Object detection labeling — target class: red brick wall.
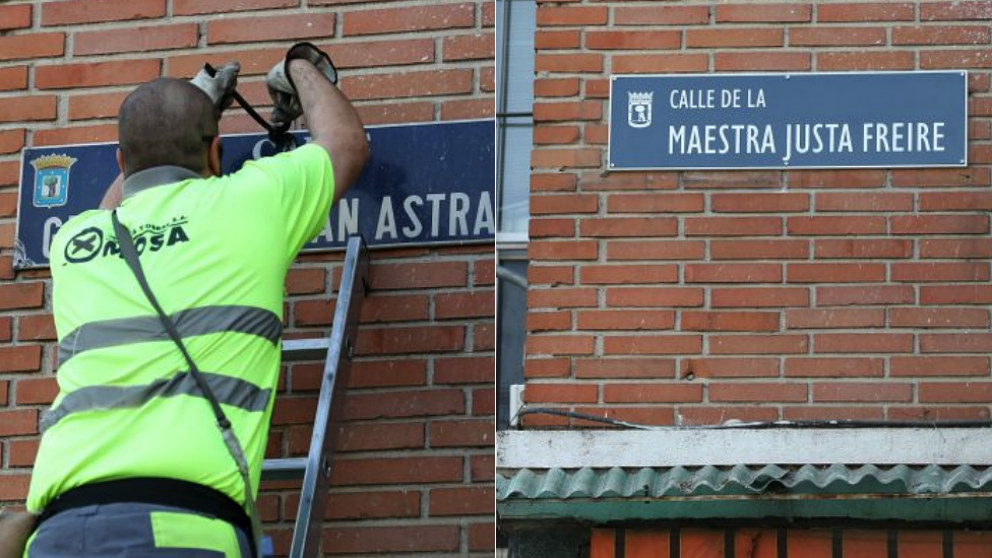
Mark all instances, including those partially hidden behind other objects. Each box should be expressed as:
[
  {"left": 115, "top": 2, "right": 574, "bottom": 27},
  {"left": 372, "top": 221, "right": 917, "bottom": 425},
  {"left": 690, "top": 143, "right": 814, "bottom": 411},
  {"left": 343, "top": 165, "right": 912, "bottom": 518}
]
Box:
[
  {"left": 525, "top": 1, "right": 992, "bottom": 427},
  {"left": 0, "top": 1, "right": 494, "bottom": 556},
  {"left": 591, "top": 527, "right": 992, "bottom": 558}
]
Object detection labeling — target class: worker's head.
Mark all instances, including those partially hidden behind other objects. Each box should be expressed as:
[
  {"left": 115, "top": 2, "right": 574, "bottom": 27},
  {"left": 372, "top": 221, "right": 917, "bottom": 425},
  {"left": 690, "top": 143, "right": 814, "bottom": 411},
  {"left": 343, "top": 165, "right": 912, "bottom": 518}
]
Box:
[{"left": 116, "top": 78, "right": 222, "bottom": 178}]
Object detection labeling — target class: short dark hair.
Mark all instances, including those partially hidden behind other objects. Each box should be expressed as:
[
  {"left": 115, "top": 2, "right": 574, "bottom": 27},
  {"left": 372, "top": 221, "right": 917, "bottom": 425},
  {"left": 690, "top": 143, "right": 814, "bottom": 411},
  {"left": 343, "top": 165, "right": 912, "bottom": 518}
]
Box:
[{"left": 118, "top": 78, "right": 218, "bottom": 176}]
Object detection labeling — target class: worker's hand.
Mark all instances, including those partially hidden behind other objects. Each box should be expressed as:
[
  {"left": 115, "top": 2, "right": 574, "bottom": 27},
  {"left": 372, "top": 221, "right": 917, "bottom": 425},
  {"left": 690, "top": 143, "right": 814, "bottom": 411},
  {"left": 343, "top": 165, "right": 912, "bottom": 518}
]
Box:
[
  {"left": 266, "top": 42, "right": 337, "bottom": 126},
  {"left": 190, "top": 61, "right": 241, "bottom": 112},
  {"left": 286, "top": 42, "right": 337, "bottom": 85}
]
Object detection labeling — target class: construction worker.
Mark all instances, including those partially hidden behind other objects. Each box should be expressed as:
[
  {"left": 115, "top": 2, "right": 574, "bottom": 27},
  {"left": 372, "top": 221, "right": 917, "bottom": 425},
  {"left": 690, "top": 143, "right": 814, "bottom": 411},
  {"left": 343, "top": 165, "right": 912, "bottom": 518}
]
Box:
[{"left": 18, "top": 43, "right": 369, "bottom": 558}]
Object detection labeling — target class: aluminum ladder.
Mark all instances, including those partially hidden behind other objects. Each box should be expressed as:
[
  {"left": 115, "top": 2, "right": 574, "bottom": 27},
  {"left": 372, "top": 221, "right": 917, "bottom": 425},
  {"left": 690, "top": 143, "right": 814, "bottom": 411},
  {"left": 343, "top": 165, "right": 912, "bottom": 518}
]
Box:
[{"left": 261, "top": 236, "right": 370, "bottom": 558}]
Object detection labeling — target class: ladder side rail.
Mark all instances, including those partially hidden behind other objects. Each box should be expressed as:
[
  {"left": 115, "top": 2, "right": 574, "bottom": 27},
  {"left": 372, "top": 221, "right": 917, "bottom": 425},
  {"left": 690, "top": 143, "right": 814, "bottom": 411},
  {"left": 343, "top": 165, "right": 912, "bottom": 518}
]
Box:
[{"left": 289, "top": 236, "right": 370, "bottom": 558}]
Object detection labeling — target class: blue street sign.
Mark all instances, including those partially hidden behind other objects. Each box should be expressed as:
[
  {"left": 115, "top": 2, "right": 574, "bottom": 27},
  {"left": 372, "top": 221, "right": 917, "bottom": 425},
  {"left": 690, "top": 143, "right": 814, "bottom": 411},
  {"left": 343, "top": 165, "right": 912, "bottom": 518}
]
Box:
[
  {"left": 609, "top": 72, "right": 968, "bottom": 170},
  {"left": 16, "top": 119, "right": 494, "bottom": 268}
]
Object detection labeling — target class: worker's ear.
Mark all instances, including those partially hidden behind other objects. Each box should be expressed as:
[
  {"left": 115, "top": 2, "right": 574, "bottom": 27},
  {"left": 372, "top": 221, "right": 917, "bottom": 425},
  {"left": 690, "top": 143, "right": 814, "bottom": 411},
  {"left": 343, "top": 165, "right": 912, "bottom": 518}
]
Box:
[
  {"left": 208, "top": 136, "right": 222, "bottom": 177},
  {"left": 116, "top": 148, "right": 126, "bottom": 175}
]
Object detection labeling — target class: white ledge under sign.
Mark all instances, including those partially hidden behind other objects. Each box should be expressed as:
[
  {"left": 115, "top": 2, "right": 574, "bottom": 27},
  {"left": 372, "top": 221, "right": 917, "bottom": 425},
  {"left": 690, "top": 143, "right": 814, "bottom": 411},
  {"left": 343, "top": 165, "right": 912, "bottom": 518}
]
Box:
[{"left": 497, "top": 429, "right": 992, "bottom": 469}]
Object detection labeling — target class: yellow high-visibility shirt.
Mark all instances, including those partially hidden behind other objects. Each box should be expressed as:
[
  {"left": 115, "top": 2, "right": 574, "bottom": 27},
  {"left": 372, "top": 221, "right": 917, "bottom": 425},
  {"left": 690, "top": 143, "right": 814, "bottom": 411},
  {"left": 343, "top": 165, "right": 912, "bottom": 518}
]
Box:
[{"left": 28, "top": 143, "right": 334, "bottom": 513}]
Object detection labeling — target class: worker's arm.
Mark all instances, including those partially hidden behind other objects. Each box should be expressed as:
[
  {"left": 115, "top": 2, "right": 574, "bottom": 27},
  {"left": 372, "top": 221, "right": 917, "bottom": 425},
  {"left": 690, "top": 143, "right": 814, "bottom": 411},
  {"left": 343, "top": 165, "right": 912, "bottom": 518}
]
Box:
[
  {"left": 0, "top": 509, "right": 36, "bottom": 557},
  {"left": 288, "top": 59, "right": 369, "bottom": 205},
  {"left": 99, "top": 173, "right": 124, "bottom": 210}
]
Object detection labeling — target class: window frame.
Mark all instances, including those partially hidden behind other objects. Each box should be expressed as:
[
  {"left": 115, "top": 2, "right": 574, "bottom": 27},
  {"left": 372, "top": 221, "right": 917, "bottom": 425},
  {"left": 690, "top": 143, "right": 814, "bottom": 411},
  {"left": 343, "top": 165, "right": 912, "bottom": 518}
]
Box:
[{"left": 495, "top": 0, "right": 534, "bottom": 241}]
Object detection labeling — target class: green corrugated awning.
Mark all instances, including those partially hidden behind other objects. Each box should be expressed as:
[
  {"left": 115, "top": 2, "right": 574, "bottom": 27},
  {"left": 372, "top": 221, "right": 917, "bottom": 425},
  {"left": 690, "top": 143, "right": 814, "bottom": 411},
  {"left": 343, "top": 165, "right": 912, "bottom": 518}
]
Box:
[
  {"left": 497, "top": 465, "right": 992, "bottom": 523},
  {"left": 499, "top": 464, "right": 992, "bottom": 500}
]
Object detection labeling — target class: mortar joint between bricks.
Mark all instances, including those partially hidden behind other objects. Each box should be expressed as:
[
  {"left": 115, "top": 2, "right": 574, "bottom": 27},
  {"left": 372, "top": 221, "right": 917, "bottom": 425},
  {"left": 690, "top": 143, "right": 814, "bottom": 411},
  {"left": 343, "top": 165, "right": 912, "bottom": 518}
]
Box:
[
  {"left": 464, "top": 322, "right": 474, "bottom": 352},
  {"left": 63, "top": 29, "right": 74, "bottom": 63}
]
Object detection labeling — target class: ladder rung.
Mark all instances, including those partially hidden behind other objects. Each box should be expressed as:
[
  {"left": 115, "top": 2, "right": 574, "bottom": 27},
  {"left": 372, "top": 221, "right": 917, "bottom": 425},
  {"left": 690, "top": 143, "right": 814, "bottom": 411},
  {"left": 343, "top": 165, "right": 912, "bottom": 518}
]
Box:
[
  {"left": 281, "top": 338, "right": 330, "bottom": 361},
  {"left": 262, "top": 457, "right": 308, "bottom": 481}
]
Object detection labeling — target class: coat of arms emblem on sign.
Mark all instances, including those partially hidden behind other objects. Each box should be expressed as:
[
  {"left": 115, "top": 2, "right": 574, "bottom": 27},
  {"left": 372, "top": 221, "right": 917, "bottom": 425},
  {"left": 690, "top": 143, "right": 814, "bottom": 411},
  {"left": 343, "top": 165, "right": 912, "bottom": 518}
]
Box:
[
  {"left": 30, "top": 154, "right": 76, "bottom": 208},
  {"left": 627, "top": 91, "right": 653, "bottom": 129}
]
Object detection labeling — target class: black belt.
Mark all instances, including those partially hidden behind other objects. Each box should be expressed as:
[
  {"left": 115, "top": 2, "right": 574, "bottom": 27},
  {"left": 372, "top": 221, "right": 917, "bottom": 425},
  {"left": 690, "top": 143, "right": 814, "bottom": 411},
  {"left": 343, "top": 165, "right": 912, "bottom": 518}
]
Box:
[{"left": 36, "top": 477, "right": 256, "bottom": 557}]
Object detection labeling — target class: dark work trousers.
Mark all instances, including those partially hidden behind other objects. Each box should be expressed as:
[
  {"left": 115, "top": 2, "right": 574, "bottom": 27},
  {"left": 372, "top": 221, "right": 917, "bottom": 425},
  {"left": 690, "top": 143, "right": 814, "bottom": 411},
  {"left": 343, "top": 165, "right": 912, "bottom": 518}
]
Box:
[{"left": 25, "top": 502, "right": 252, "bottom": 558}]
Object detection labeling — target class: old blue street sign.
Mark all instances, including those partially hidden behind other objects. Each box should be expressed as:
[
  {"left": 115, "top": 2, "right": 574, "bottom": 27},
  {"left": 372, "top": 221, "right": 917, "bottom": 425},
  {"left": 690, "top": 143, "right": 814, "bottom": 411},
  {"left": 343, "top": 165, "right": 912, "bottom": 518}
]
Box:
[
  {"left": 16, "top": 119, "right": 495, "bottom": 268},
  {"left": 609, "top": 72, "right": 968, "bottom": 170}
]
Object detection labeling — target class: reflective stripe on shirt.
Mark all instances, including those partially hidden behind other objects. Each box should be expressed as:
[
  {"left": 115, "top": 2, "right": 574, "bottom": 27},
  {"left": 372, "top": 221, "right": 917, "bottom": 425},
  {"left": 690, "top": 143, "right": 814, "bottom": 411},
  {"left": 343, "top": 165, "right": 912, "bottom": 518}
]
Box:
[
  {"left": 59, "top": 305, "right": 282, "bottom": 364},
  {"left": 41, "top": 370, "right": 272, "bottom": 432}
]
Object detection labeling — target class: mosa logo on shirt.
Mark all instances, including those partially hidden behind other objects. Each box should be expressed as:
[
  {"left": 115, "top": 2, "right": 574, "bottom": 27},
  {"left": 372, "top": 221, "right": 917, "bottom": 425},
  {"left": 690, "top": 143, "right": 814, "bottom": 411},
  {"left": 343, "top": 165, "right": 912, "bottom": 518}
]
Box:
[{"left": 64, "top": 217, "right": 191, "bottom": 264}]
